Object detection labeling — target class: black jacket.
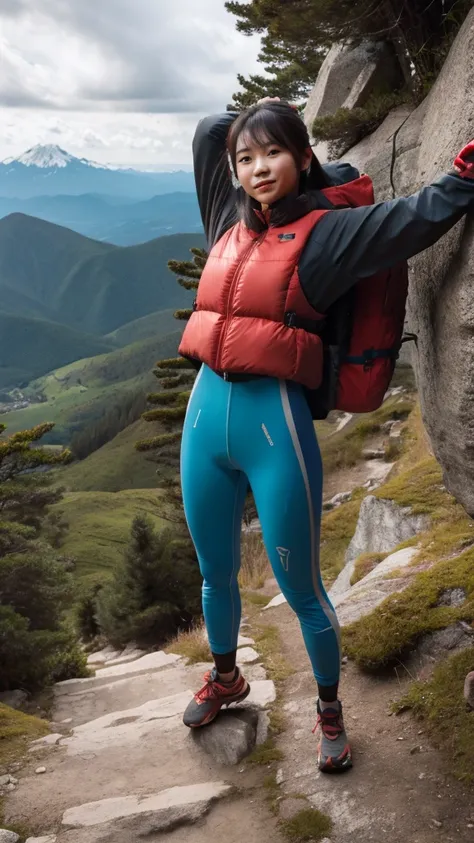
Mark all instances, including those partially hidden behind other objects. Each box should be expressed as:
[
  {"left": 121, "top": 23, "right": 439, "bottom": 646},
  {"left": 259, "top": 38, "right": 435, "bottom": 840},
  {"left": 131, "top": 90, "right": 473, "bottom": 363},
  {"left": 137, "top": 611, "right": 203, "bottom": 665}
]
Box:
[{"left": 193, "top": 112, "right": 474, "bottom": 313}]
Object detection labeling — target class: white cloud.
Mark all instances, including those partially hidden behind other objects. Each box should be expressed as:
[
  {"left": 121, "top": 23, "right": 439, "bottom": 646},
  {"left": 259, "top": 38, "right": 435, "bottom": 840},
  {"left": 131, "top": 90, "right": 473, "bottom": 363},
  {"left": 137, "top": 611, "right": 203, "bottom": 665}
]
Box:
[{"left": 0, "top": 0, "right": 262, "bottom": 168}]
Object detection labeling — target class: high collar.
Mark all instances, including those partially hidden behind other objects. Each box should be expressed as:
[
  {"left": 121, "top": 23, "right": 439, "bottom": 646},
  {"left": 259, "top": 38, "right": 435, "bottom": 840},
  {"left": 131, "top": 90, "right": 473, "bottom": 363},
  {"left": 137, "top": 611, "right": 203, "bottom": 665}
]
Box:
[{"left": 250, "top": 189, "right": 335, "bottom": 231}]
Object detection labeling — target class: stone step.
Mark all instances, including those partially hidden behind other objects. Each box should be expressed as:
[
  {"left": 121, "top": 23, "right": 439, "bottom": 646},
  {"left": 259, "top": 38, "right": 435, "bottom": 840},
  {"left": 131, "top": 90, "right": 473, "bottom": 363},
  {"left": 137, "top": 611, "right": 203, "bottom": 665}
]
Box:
[
  {"left": 25, "top": 837, "right": 57, "bottom": 843},
  {"left": 62, "top": 783, "right": 232, "bottom": 838},
  {"left": 57, "top": 681, "right": 275, "bottom": 757},
  {"left": 55, "top": 651, "right": 181, "bottom": 694}
]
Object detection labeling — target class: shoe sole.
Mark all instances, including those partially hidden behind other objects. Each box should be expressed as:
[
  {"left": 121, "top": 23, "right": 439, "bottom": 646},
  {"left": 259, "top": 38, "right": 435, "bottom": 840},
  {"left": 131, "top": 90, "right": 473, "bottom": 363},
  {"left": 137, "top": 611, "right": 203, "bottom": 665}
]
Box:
[
  {"left": 318, "top": 746, "right": 353, "bottom": 774},
  {"left": 185, "top": 683, "right": 251, "bottom": 729}
]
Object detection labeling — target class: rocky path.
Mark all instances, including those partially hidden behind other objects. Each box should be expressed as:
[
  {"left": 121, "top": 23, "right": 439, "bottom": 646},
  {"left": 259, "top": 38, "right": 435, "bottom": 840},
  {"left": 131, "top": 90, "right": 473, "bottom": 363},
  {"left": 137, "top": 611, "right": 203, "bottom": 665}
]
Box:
[
  {"left": 263, "top": 596, "right": 474, "bottom": 843},
  {"left": 2, "top": 640, "right": 284, "bottom": 843}
]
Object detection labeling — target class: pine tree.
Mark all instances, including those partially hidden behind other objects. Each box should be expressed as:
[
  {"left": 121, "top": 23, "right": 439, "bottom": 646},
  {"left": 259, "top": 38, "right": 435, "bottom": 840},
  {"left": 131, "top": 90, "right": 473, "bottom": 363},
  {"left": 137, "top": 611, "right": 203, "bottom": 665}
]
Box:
[
  {"left": 226, "top": 0, "right": 473, "bottom": 107},
  {"left": 136, "top": 248, "right": 206, "bottom": 479},
  {"left": 0, "top": 423, "right": 87, "bottom": 691},
  {"left": 96, "top": 515, "right": 202, "bottom": 648}
]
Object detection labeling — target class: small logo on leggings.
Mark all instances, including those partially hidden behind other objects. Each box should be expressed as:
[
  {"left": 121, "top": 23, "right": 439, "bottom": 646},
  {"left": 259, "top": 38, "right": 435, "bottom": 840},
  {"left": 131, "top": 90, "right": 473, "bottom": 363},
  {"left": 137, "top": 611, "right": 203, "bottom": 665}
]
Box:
[
  {"left": 261, "top": 423, "right": 274, "bottom": 446},
  {"left": 276, "top": 547, "right": 290, "bottom": 571}
]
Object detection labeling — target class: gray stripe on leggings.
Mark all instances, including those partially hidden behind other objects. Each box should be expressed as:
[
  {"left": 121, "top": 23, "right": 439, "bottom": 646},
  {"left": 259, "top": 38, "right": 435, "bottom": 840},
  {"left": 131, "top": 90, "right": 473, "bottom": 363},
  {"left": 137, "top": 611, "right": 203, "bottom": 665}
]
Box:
[{"left": 279, "top": 381, "right": 341, "bottom": 660}]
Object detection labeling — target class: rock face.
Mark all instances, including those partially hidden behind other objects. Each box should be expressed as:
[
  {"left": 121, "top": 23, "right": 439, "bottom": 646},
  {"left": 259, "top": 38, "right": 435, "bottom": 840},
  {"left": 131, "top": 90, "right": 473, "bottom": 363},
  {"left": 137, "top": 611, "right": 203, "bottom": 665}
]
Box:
[
  {"left": 330, "top": 496, "right": 429, "bottom": 598},
  {"left": 304, "top": 41, "right": 403, "bottom": 140},
  {"left": 341, "top": 10, "right": 474, "bottom": 515}
]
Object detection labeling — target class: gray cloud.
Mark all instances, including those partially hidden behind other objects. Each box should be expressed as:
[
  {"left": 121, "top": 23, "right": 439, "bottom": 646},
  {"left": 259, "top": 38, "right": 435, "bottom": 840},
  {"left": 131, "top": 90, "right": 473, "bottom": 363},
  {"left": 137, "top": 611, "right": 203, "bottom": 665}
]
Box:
[
  {"left": 0, "top": 0, "right": 29, "bottom": 16},
  {"left": 0, "top": 0, "right": 260, "bottom": 112}
]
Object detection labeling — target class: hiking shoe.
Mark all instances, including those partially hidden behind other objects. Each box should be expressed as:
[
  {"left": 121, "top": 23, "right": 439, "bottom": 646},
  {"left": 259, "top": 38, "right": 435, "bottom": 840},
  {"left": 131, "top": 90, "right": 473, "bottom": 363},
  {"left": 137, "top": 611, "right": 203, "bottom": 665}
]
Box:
[
  {"left": 313, "top": 700, "right": 353, "bottom": 773},
  {"left": 183, "top": 667, "right": 250, "bottom": 728}
]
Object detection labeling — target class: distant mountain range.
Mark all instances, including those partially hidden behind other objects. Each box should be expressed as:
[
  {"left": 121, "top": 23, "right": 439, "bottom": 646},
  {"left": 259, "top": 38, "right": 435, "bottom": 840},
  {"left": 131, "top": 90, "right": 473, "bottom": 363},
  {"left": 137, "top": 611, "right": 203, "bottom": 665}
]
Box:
[
  {"left": 0, "top": 144, "right": 196, "bottom": 199},
  {"left": 0, "top": 145, "right": 202, "bottom": 244},
  {"left": 0, "top": 213, "right": 204, "bottom": 388},
  {"left": 0, "top": 191, "right": 203, "bottom": 246}
]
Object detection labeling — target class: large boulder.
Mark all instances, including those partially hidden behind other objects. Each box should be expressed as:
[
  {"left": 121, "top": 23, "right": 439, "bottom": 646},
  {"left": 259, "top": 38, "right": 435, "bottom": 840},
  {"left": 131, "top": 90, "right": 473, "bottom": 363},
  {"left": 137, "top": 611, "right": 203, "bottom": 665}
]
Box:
[
  {"left": 340, "top": 9, "right": 474, "bottom": 515},
  {"left": 304, "top": 40, "right": 403, "bottom": 143},
  {"left": 330, "top": 495, "right": 429, "bottom": 599}
]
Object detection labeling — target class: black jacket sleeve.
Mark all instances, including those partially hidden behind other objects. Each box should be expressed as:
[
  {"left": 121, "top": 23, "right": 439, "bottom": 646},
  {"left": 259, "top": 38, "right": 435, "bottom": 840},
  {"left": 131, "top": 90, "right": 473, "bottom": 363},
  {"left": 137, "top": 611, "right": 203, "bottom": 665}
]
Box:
[
  {"left": 299, "top": 172, "right": 474, "bottom": 311},
  {"left": 192, "top": 112, "right": 240, "bottom": 248}
]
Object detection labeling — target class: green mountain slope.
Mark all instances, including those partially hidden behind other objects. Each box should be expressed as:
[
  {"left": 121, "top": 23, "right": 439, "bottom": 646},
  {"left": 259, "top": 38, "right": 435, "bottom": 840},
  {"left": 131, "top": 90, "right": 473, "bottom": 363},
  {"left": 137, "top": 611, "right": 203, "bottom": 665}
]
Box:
[
  {"left": 0, "top": 311, "right": 115, "bottom": 389},
  {"left": 0, "top": 213, "right": 112, "bottom": 308},
  {"left": 1, "top": 331, "right": 182, "bottom": 442},
  {"left": 0, "top": 213, "right": 203, "bottom": 335},
  {"left": 56, "top": 233, "right": 203, "bottom": 334},
  {"left": 59, "top": 418, "right": 161, "bottom": 492},
  {"left": 50, "top": 488, "right": 167, "bottom": 588},
  {"left": 105, "top": 308, "right": 182, "bottom": 347}
]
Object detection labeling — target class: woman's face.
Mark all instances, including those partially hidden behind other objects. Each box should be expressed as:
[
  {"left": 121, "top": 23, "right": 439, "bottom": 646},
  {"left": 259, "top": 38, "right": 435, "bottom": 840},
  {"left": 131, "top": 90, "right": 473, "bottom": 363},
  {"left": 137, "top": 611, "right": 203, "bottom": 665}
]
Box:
[{"left": 235, "top": 132, "right": 312, "bottom": 206}]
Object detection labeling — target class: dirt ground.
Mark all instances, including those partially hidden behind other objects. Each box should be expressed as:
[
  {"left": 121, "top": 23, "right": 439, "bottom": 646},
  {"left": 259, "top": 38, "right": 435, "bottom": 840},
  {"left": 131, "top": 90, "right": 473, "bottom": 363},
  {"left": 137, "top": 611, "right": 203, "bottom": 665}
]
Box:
[{"left": 262, "top": 598, "right": 474, "bottom": 843}]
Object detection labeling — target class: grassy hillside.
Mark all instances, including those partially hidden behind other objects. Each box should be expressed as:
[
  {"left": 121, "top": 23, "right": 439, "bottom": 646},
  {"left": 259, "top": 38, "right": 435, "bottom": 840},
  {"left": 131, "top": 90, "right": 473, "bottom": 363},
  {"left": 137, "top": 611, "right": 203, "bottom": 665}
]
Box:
[
  {"left": 106, "top": 308, "right": 183, "bottom": 347},
  {"left": 0, "top": 311, "right": 115, "bottom": 389},
  {"left": 59, "top": 418, "right": 161, "bottom": 492},
  {"left": 51, "top": 488, "right": 167, "bottom": 589},
  {"left": 1, "top": 331, "right": 181, "bottom": 442}
]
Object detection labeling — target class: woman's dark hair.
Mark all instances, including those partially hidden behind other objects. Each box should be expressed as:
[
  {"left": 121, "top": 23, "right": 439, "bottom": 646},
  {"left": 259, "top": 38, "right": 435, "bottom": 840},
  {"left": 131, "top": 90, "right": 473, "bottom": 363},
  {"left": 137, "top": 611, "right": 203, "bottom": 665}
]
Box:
[{"left": 227, "top": 101, "right": 330, "bottom": 229}]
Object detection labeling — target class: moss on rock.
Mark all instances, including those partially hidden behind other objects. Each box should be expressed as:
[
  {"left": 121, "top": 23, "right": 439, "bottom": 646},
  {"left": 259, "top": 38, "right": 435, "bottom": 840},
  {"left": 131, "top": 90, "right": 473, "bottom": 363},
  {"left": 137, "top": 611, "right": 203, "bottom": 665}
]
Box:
[
  {"left": 320, "top": 493, "right": 364, "bottom": 585},
  {"left": 350, "top": 552, "right": 386, "bottom": 586},
  {"left": 343, "top": 549, "right": 474, "bottom": 669}
]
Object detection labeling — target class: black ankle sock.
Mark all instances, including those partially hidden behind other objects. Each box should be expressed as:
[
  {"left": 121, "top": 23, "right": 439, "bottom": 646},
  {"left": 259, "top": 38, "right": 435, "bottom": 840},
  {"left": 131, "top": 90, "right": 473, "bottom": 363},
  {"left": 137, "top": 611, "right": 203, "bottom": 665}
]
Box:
[
  {"left": 212, "top": 650, "right": 237, "bottom": 676},
  {"left": 318, "top": 682, "right": 339, "bottom": 703}
]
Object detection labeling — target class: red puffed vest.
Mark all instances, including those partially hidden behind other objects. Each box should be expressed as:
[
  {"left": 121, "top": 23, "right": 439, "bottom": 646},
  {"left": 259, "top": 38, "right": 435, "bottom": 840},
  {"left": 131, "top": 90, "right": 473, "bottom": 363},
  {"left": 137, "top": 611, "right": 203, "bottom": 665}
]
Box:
[{"left": 178, "top": 210, "right": 328, "bottom": 389}]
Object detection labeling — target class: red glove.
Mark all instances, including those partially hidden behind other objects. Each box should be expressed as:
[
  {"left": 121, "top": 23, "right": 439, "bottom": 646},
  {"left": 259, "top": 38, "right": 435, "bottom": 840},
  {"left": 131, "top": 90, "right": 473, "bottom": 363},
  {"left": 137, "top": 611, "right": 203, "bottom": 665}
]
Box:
[{"left": 453, "top": 141, "right": 474, "bottom": 178}]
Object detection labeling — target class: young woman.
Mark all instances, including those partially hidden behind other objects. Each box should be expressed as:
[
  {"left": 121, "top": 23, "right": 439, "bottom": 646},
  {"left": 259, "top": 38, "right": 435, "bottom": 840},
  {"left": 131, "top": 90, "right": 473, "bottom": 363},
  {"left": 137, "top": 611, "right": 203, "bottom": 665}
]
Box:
[{"left": 178, "top": 97, "right": 474, "bottom": 773}]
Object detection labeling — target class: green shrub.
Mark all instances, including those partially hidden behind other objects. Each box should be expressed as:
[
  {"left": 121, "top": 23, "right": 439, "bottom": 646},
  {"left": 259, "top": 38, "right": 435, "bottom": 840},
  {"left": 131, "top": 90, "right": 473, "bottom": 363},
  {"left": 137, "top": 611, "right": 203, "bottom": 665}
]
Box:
[
  {"left": 312, "top": 91, "right": 412, "bottom": 159},
  {"left": 96, "top": 515, "right": 202, "bottom": 648},
  {"left": 0, "top": 422, "right": 86, "bottom": 692},
  {"left": 75, "top": 582, "right": 105, "bottom": 642},
  {"left": 0, "top": 604, "right": 87, "bottom": 691}
]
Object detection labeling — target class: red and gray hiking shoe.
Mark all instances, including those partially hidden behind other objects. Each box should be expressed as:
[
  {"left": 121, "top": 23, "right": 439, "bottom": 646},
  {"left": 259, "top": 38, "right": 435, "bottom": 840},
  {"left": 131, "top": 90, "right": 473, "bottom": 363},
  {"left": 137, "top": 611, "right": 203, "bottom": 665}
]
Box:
[
  {"left": 313, "top": 700, "right": 353, "bottom": 773},
  {"left": 183, "top": 667, "right": 250, "bottom": 728}
]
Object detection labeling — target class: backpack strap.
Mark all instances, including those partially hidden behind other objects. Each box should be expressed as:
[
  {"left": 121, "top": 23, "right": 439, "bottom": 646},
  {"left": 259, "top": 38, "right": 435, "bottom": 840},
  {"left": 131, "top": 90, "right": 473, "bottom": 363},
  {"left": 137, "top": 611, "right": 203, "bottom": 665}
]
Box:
[
  {"left": 345, "top": 332, "right": 417, "bottom": 369},
  {"left": 345, "top": 347, "right": 399, "bottom": 366},
  {"left": 284, "top": 311, "right": 326, "bottom": 334}
]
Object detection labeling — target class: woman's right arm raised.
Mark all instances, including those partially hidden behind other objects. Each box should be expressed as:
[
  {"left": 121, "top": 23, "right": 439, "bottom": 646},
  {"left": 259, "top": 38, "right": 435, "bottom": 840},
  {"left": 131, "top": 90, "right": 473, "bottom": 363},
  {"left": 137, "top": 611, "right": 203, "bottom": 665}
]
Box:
[{"left": 193, "top": 112, "right": 239, "bottom": 248}]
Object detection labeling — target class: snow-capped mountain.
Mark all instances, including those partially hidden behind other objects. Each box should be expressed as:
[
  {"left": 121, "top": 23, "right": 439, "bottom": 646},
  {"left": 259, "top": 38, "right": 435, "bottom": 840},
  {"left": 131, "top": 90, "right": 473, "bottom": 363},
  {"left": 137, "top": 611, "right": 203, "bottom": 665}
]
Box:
[
  {"left": 0, "top": 145, "right": 194, "bottom": 199},
  {"left": 15, "top": 145, "right": 79, "bottom": 168}
]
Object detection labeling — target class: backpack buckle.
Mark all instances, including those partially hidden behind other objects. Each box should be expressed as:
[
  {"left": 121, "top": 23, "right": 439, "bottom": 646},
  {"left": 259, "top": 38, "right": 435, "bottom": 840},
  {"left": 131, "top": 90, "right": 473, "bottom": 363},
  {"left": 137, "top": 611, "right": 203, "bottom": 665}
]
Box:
[{"left": 284, "top": 311, "right": 297, "bottom": 328}]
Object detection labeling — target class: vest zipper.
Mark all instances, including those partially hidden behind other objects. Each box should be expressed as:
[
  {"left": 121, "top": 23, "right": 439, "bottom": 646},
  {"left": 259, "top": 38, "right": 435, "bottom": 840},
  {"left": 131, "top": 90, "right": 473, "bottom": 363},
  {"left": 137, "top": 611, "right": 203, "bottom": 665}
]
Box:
[{"left": 216, "top": 230, "right": 267, "bottom": 375}]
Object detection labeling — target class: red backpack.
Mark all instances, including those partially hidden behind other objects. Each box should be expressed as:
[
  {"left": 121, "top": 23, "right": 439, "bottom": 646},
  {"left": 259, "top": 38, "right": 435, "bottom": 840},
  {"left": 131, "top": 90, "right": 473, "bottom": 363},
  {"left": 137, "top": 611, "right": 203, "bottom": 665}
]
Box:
[{"left": 309, "top": 176, "right": 410, "bottom": 417}]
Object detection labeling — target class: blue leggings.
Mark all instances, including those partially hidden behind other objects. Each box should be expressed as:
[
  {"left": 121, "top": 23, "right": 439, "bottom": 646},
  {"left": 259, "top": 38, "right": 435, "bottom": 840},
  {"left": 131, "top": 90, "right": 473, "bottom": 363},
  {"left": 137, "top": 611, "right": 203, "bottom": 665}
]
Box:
[{"left": 180, "top": 364, "right": 341, "bottom": 688}]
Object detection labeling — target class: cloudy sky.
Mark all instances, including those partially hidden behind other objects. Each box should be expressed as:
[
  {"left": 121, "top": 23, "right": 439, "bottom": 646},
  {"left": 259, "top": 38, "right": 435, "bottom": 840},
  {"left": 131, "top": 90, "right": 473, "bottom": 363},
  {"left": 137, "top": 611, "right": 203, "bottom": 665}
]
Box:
[{"left": 0, "top": 0, "right": 262, "bottom": 169}]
